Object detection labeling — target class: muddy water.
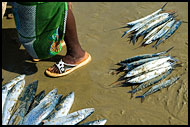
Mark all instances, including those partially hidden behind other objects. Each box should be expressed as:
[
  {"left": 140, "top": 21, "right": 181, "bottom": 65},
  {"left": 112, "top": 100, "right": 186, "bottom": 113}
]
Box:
[{"left": 2, "top": 2, "right": 188, "bottom": 125}]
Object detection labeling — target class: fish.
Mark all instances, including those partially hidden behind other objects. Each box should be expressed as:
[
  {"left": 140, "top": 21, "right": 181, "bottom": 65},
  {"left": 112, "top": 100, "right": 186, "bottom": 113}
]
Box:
[
  {"left": 132, "top": 13, "right": 170, "bottom": 44},
  {"left": 8, "top": 81, "right": 38, "bottom": 125},
  {"left": 144, "top": 21, "right": 168, "bottom": 40},
  {"left": 136, "top": 76, "right": 180, "bottom": 102},
  {"left": 127, "top": 64, "right": 173, "bottom": 83},
  {"left": 43, "top": 108, "right": 95, "bottom": 125},
  {"left": 118, "top": 47, "right": 173, "bottom": 65},
  {"left": 44, "top": 92, "right": 75, "bottom": 122},
  {"left": 151, "top": 18, "right": 176, "bottom": 41},
  {"left": 2, "top": 75, "right": 25, "bottom": 113},
  {"left": 153, "top": 20, "right": 182, "bottom": 49},
  {"left": 128, "top": 69, "right": 173, "bottom": 95},
  {"left": 127, "top": 3, "right": 168, "bottom": 26},
  {"left": 141, "top": 12, "right": 176, "bottom": 36},
  {"left": 22, "top": 94, "right": 62, "bottom": 125},
  {"left": 123, "top": 55, "right": 167, "bottom": 71},
  {"left": 124, "top": 56, "right": 176, "bottom": 78},
  {"left": 81, "top": 119, "right": 107, "bottom": 125},
  {"left": 27, "top": 90, "right": 46, "bottom": 113},
  {"left": 2, "top": 79, "right": 26, "bottom": 125},
  {"left": 39, "top": 88, "right": 58, "bottom": 104}
]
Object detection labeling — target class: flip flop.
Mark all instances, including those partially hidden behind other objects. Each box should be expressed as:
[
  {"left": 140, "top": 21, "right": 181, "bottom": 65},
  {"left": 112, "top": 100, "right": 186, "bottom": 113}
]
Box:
[
  {"left": 32, "top": 40, "right": 66, "bottom": 62},
  {"left": 45, "top": 52, "right": 91, "bottom": 77}
]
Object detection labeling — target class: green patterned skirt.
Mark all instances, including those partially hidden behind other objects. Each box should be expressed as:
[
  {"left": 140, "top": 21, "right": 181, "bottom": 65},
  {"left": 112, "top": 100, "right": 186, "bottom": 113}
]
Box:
[{"left": 13, "top": 2, "right": 68, "bottom": 59}]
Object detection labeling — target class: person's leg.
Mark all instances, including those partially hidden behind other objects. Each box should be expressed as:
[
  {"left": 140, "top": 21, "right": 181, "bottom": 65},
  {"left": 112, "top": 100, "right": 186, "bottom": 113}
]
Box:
[{"left": 47, "top": 6, "right": 87, "bottom": 74}]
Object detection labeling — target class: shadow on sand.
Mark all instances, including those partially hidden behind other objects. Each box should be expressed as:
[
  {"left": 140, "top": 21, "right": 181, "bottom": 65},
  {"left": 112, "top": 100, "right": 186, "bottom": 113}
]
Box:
[{"left": 2, "top": 28, "right": 64, "bottom": 76}]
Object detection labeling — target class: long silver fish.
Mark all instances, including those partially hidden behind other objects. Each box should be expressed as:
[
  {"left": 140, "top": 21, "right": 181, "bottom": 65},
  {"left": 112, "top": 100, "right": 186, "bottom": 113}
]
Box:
[
  {"left": 44, "top": 92, "right": 74, "bottom": 122},
  {"left": 142, "top": 17, "right": 174, "bottom": 45},
  {"left": 118, "top": 47, "right": 173, "bottom": 64},
  {"left": 123, "top": 55, "right": 167, "bottom": 71},
  {"left": 43, "top": 108, "right": 95, "bottom": 125},
  {"left": 22, "top": 94, "right": 61, "bottom": 125},
  {"left": 128, "top": 69, "right": 173, "bottom": 95},
  {"left": 132, "top": 13, "right": 170, "bottom": 44},
  {"left": 136, "top": 76, "right": 180, "bottom": 102},
  {"left": 2, "top": 75, "right": 25, "bottom": 113},
  {"left": 127, "top": 65, "right": 173, "bottom": 83},
  {"left": 153, "top": 20, "right": 182, "bottom": 49},
  {"left": 144, "top": 22, "right": 167, "bottom": 40},
  {"left": 127, "top": 3, "right": 168, "bottom": 26},
  {"left": 81, "top": 119, "right": 107, "bottom": 125},
  {"left": 152, "top": 18, "right": 176, "bottom": 41},
  {"left": 125, "top": 56, "right": 175, "bottom": 78},
  {"left": 122, "top": 16, "right": 157, "bottom": 38},
  {"left": 2, "top": 79, "right": 25, "bottom": 125},
  {"left": 8, "top": 81, "right": 38, "bottom": 125}
]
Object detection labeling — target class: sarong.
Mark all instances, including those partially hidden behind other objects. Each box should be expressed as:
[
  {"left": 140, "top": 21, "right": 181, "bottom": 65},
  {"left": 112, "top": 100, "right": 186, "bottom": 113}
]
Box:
[{"left": 12, "top": 2, "right": 68, "bottom": 59}]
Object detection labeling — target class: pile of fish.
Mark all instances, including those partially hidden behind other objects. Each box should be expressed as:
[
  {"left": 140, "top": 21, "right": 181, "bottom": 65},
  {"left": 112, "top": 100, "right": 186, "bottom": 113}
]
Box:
[
  {"left": 112, "top": 47, "right": 181, "bottom": 102},
  {"left": 121, "top": 3, "right": 182, "bottom": 49},
  {"left": 2, "top": 75, "right": 107, "bottom": 125}
]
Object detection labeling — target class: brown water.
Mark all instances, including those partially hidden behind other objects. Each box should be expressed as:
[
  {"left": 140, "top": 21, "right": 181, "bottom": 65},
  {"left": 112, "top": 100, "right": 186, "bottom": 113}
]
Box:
[{"left": 2, "top": 2, "right": 188, "bottom": 125}]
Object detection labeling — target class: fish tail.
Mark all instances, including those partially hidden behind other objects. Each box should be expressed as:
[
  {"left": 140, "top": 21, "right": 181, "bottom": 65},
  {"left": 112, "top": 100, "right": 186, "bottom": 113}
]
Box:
[
  {"left": 161, "top": 2, "right": 168, "bottom": 10},
  {"left": 128, "top": 89, "right": 136, "bottom": 93},
  {"left": 132, "top": 35, "right": 137, "bottom": 45},
  {"left": 153, "top": 40, "right": 162, "bottom": 49},
  {"left": 110, "top": 25, "right": 131, "bottom": 31},
  {"left": 165, "top": 46, "right": 174, "bottom": 53},
  {"left": 136, "top": 95, "right": 145, "bottom": 103},
  {"left": 121, "top": 31, "right": 128, "bottom": 38}
]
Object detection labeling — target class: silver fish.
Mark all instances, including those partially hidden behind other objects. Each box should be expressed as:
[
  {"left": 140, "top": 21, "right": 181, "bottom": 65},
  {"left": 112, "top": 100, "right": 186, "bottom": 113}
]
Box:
[
  {"left": 123, "top": 55, "right": 167, "bottom": 71},
  {"left": 2, "top": 79, "right": 25, "bottom": 125},
  {"left": 136, "top": 76, "right": 180, "bottom": 102},
  {"left": 127, "top": 65, "right": 173, "bottom": 83},
  {"left": 118, "top": 47, "right": 173, "bottom": 64},
  {"left": 81, "top": 119, "right": 107, "bottom": 125},
  {"left": 128, "top": 69, "right": 173, "bottom": 95},
  {"left": 8, "top": 81, "right": 38, "bottom": 125},
  {"left": 153, "top": 20, "right": 182, "bottom": 49},
  {"left": 43, "top": 108, "right": 95, "bottom": 125},
  {"left": 2, "top": 75, "right": 25, "bottom": 113},
  {"left": 152, "top": 18, "right": 176, "bottom": 41},
  {"left": 45, "top": 92, "right": 74, "bottom": 121},
  {"left": 127, "top": 3, "right": 167, "bottom": 26},
  {"left": 22, "top": 93, "right": 61, "bottom": 125},
  {"left": 125, "top": 56, "right": 175, "bottom": 78},
  {"left": 132, "top": 13, "right": 170, "bottom": 44}
]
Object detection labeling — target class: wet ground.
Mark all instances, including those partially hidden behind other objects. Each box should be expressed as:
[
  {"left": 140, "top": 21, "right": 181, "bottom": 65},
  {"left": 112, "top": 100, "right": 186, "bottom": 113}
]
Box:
[{"left": 2, "top": 2, "right": 188, "bottom": 125}]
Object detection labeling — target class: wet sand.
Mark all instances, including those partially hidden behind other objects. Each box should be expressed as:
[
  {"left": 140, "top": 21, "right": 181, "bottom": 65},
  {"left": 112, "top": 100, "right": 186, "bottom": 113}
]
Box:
[{"left": 2, "top": 2, "right": 188, "bottom": 125}]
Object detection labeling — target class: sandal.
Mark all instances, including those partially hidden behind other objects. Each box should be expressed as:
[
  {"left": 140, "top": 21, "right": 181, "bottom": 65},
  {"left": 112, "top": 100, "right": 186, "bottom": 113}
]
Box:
[
  {"left": 32, "top": 40, "right": 66, "bottom": 62},
  {"left": 45, "top": 52, "right": 91, "bottom": 77}
]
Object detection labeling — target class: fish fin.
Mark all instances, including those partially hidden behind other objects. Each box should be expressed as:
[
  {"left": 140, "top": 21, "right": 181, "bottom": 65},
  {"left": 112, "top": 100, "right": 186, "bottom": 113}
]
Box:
[{"left": 136, "top": 95, "right": 145, "bottom": 103}]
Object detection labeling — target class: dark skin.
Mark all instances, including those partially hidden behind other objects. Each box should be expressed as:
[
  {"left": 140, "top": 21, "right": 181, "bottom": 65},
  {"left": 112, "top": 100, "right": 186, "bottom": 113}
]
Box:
[{"left": 47, "top": 3, "right": 86, "bottom": 73}]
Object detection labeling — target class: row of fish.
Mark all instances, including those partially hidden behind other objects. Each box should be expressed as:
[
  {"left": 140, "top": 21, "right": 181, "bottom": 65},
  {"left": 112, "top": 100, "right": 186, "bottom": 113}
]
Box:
[
  {"left": 121, "top": 3, "right": 182, "bottom": 49},
  {"left": 112, "top": 47, "right": 181, "bottom": 102},
  {"left": 2, "top": 75, "right": 107, "bottom": 125}
]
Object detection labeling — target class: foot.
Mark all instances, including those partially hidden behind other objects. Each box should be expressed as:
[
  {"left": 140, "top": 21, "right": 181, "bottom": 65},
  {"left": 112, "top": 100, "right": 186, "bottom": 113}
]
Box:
[{"left": 47, "top": 51, "right": 86, "bottom": 74}]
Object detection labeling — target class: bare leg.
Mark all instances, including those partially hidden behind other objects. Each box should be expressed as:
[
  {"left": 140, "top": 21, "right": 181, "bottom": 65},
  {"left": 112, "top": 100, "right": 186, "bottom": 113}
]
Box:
[{"left": 47, "top": 5, "right": 86, "bottom": 73}]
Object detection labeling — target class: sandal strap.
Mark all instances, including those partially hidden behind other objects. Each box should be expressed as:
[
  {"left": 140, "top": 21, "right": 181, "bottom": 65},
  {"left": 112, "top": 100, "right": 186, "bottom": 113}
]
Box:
[{"left": 55, "top": 59, "right": 77, "bottom": 74}]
